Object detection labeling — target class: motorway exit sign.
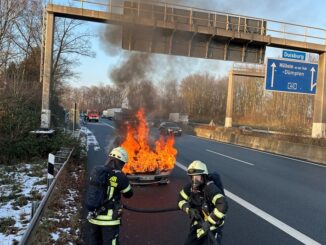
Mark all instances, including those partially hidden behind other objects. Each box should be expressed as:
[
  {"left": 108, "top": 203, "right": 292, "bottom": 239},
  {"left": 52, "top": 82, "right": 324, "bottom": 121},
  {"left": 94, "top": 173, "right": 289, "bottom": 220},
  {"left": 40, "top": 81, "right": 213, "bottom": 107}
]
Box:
[{"left": 265, "top": 58, "right": 318, "bottom": 95}]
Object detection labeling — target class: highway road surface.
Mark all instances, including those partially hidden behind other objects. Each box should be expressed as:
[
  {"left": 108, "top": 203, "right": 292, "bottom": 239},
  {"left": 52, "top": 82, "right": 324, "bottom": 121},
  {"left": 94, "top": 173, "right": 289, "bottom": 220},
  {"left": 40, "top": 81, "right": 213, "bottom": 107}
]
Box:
[{"left": 83, "top": 119, "right": 326, "bottom": 245}]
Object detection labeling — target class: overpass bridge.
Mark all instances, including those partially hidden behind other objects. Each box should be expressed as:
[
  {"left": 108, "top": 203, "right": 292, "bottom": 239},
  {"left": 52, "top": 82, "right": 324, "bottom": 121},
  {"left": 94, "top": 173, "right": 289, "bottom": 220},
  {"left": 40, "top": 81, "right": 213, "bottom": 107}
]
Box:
[{"left": 40, "top": 0, "right": 326, "bottom": 137}]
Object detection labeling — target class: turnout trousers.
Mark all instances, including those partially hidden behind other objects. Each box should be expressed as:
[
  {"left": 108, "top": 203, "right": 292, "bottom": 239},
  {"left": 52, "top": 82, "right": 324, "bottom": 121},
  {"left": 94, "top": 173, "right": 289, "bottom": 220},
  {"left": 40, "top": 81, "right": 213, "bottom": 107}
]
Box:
[
  {"left": 185, "top": 224, "right": 222, "bottom": 245},
  {"left": 88, "top": 222, "right": 120, "bottom": 245}
]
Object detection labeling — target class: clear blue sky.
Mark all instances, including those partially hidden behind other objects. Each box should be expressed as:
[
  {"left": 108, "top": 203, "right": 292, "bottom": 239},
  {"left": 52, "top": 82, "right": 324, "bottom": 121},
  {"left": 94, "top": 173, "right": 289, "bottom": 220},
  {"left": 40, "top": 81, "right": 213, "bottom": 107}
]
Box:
[{"left": 52, "top": 0, "right": 326, "bottom": 87}]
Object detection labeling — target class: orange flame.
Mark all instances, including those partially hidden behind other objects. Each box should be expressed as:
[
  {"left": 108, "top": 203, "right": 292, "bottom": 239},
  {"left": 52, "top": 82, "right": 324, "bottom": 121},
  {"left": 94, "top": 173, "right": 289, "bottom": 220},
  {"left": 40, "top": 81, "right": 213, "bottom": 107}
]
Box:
[{"left": 121, "top": 108, "right": 177, "bottom": 174}]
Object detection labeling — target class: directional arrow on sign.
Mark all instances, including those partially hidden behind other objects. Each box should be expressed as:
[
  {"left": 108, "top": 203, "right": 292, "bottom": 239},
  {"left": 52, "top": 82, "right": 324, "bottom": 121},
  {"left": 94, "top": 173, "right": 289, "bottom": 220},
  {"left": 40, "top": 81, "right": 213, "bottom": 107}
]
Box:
[
  {"left": 311, "top": 67, "right": 316, "bottom": 91},
  {"left": 271, "top": 62, "right": 276, "bottom": 88}
]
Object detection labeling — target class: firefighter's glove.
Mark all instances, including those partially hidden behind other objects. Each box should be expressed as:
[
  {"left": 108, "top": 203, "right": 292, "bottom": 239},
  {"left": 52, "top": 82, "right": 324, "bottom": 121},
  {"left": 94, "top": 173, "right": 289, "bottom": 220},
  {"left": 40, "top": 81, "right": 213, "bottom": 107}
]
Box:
[
  {"left": 112, "top": 208, "right": 123, "bottom": 219},
  {"left": 188, "top": 208, "right": 201, "bottom": 221},
  {"left": 196, "top": 221, "right": 210, "bottom": 239}
]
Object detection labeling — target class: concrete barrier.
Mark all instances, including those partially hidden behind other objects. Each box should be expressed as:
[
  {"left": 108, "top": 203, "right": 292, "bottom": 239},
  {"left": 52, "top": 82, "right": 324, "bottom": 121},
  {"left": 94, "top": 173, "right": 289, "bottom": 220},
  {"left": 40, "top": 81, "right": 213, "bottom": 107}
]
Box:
[{"left": 194, "top": 127, "right": 326, "bottom": 165}]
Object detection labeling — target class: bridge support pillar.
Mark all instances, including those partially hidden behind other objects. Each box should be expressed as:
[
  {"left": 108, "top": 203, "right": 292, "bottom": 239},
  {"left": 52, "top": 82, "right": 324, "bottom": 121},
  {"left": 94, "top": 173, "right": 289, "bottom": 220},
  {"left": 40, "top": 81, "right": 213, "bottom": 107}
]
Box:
[
  {"left": 41, "top": 12, "right": 54, "bottom": 129},
  {"left": 312, "top": 52, "right": 326, "bottom": 138},
  {"left": 225, "top": 71, "right": 234, "bottom": 128}
]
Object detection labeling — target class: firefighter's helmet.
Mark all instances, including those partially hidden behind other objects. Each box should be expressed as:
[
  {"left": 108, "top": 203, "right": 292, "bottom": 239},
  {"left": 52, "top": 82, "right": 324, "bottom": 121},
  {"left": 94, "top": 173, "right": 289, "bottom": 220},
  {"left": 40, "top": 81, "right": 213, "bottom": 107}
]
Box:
[
  {"left": 187, "top": 160, "right": 208, "bottom": 175},
  {"left": 109, "top": 147, "right": 128, "bottom": 163}
]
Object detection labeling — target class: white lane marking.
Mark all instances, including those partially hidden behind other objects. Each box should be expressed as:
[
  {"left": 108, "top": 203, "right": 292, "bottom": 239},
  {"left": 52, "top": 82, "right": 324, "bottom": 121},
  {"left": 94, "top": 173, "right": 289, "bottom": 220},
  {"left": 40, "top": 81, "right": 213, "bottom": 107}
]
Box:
[
  {"left": 175, "top": 161, "right": 321, "bottom": 245},
  {"left": 175, "top": 162, "right": 187, "bottom": 171},
  {"left": 206, "top": 149, "right": 254, "bottom": 166},
  {"left": 80, "top": 126, "right": 101, "bottom": 151},
  {"left": 189, "top": 135, "right": 326, "bottom": 168},
  {"left": 102, "top": 121, "right": 116, "bottom": 129}
]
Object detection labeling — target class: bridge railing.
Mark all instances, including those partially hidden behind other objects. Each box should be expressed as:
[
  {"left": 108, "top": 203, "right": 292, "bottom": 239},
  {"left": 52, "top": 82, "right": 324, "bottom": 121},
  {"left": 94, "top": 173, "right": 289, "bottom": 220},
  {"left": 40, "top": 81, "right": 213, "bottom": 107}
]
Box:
[
  {"left": 232, "top": 63, "right": 266, "bottom": 74},
  {"left": 47, "top": 0, "right": 326, "bottom": 46}
]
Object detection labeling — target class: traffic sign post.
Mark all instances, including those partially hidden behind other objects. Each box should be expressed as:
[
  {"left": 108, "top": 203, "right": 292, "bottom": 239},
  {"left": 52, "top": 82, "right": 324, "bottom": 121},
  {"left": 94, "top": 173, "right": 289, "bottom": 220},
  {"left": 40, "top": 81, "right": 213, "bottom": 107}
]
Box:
[{"left": 265, "top": 58, "right": 318, "bottom": 94}]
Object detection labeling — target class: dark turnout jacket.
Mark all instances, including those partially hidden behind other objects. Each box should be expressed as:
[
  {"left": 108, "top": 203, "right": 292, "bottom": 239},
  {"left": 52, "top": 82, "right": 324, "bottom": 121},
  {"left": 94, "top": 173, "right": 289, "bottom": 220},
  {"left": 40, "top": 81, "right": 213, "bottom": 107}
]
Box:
[
  {"left": 89, "top": 169, "right": 133, "bottom": 226},
  {"left": 178, "top": 181, "right": 228, "bottom": 228}
]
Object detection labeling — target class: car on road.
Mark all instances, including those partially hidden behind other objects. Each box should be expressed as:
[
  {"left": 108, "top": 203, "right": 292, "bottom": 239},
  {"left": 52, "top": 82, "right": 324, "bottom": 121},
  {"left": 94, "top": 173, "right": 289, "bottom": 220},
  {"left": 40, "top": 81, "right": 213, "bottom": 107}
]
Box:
[{"left": 159, "top": 122, "right": 182, "bottom": 136}]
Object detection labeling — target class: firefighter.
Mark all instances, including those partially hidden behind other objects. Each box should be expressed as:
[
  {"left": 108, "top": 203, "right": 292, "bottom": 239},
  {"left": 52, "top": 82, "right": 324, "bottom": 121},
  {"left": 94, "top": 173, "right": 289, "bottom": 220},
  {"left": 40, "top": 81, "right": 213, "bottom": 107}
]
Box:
[
  {"left": 88, "top": 147, "right": 133, "bottom": 245},
  {"left": 178, "top": 160, "right": 228, "bottom": 245}
]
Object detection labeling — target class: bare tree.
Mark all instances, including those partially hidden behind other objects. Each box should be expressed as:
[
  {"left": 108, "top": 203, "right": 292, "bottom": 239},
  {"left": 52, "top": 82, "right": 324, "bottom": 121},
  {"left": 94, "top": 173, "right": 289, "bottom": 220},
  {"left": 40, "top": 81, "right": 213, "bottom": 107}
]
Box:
[
  {"left": 52, "top": 17, "right": 95, "bottom": 85},
  {"left": 156, "top": 79, "right": 181, "bottom": 117},
  {"left": 232, "top": 70, "right": 313, "bottom": 134},
  {"left": 127, "top": 80, "right": 157, "bottom": 112},
  {"left": 0, "top": 0, "right": 26, "bottom": 78},
  {"left": 179, "top": 73, "right": 227, "bottom": 123},
  {"left": 60, "top": 84, "right": 124, "bottom": 113}
]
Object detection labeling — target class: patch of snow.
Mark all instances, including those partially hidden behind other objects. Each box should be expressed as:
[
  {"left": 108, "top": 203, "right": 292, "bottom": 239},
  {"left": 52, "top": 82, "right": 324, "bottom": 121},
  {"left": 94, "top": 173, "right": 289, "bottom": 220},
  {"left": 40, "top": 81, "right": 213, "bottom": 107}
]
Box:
[
  {"left": 80, "top": 126, "right": 88, "bottom": 135},
  {"left": 50, "top": 227, "right": 72, "bottom": 242},
  {"left": 0, "top": 185, "right": 12, "bottom": 197},
  {"left": 0, "top": 163, "right": 47, "bottom": 244},
  {"left": 51, "top": 231, "right": 60, "bottom": 241},
  {"left": 47, "top": 217, "right": 60, "bottom": 222},
  {"left": 0, "top": 234, "right": 19, "bottom": 245},
  {"left": 20, "top": 176, "right": 45, "bottom": 195},
  {"left": 16, "top": 163, "right": 32, "bottom": 171},
  {"left": 82, "top": 126, "right": 101, "bottom": 151},
  {"left": 71, "top": 172, "right": 78, "bottom": 179}
]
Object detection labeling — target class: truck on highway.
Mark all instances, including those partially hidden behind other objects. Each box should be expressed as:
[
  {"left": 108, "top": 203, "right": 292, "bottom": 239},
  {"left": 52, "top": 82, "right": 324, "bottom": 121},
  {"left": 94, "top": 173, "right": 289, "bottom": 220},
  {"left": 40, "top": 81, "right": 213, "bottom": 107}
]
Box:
[
  {"left": 86, "top": 109, "right": 99, "bottom": 122},
  {"left": 168, "top": 113, "right": 189, "bottom": 124},
  {"left": 102, "top": 110, "right": 109, "bottom": 118},
  {"left": 105, "top": 108, "right": 122, "bottom": 120}
]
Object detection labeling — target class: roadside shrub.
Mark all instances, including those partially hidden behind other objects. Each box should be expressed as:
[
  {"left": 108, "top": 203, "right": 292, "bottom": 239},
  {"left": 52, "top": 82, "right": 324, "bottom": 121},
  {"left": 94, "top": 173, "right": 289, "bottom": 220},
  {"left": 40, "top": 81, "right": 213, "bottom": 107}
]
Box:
[
  {"left": 16, "top": 196, "right": 28, "bottom": 207},
  {"left": 0, "top": 129, "right": 83, "bottom": 165},
  {"left": 0, "top": 217, "right": 16, "bottom": 233}
]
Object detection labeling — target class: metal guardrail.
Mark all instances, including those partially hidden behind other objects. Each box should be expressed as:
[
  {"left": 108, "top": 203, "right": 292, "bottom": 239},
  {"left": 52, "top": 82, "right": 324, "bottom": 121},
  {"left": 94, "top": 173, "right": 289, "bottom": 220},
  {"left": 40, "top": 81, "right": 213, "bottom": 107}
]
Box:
[
  {"left": 47, "top": 0, "right": 326, "bottom": 45},
  {"left": 19, "top": 148, "right": 74, "bottom": 245}
]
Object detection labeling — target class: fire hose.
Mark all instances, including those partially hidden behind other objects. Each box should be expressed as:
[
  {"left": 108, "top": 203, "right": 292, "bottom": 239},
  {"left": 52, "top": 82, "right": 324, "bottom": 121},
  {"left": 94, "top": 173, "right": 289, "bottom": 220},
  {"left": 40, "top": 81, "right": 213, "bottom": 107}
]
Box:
[
  {"left": 122, "top": 204, "right": 218, "bottom": 244},
  {"left": 123, "top": 204, "right": 179, "bottom": 213}
]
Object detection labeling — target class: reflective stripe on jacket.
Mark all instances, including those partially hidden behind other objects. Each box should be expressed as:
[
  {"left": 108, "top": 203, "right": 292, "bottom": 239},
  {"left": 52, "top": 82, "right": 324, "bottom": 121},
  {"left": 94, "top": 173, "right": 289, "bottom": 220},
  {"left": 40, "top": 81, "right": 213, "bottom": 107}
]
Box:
[{"left": 89, "top": 169, "right": 133, "bottom": 226}]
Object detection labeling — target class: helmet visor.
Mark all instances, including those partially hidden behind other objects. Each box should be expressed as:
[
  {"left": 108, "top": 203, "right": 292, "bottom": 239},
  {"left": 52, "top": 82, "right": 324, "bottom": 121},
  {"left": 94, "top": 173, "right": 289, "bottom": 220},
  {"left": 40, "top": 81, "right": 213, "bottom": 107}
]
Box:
[{"left": 187, "top": 168, "right": 206, "bottom": 175}]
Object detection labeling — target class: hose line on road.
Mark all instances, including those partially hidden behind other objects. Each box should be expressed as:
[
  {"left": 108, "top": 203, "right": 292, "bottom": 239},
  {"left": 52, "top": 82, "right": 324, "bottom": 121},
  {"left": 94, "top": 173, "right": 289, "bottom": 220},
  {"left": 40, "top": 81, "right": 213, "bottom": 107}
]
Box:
[{"left": 123, "top": 204, "right": 179, "bottom": 213}]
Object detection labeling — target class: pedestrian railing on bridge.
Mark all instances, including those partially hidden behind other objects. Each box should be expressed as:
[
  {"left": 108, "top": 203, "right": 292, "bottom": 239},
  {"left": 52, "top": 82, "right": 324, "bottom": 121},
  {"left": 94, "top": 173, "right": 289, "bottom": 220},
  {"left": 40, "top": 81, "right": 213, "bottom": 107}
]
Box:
[{"left": 232, "top": 63, "right": 265, "bottom": 74}]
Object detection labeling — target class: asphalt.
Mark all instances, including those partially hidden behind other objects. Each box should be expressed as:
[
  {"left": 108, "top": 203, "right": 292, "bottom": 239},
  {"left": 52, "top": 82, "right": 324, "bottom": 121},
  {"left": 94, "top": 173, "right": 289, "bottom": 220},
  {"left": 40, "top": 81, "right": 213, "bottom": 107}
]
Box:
[{"left": 84, "top": 119, "right": 326, "bottom": 245}]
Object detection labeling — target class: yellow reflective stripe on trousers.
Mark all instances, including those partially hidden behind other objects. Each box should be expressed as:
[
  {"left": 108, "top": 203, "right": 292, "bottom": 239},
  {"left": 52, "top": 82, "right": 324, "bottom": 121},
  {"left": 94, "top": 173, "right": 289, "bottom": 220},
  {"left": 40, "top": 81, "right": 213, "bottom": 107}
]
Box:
[
  {"left": 210, "top": 225, "right": 217, "bottom": 231},
  {"left": 89, "top": 219, "right": 120, "bottom": 226},
  {"left": 219, "top": 220, "right": 225, "bottom": 227},
  {"left": 213, "top": 208, "right": 225, "bottom": 219},
  {"left": 96, "top": 210, "right": 113, "bottom": 220},
  {"left": 207, "top": 216, "right": 216, "bottom": 225},
  {"left": 180, "top": 189, "right": 189, "bottom": 201},
  {"left": 197, "top": 228, "right": 205, "bottom": 238},
  {"left": 212, "top": 194, "right": 223, "bottom": 205},
  {"left": 112, "top": 238, "right": 116, "bottom": 245},
  {"left": 178, "top": 200, "right": 187, "bottom": 209},
  {"left": 121, "top": 184, "right": 131, "bottom": 193},
  {"left": 108, "top": 186, "right": 115, "bottom": 200}
]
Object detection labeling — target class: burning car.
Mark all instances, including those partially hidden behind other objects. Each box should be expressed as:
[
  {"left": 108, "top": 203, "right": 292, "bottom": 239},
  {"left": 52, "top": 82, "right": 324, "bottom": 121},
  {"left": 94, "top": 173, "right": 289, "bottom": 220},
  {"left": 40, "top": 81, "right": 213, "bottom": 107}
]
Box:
[{"left": 121, "top": 109, "right": 177, "bottom": 185}]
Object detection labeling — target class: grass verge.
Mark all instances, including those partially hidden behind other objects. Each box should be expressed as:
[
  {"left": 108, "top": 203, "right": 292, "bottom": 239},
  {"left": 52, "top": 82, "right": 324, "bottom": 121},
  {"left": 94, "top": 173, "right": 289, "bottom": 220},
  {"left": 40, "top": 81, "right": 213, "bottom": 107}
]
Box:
[{"left": 31, "top": 155, "right": 86, "bottom": 244}]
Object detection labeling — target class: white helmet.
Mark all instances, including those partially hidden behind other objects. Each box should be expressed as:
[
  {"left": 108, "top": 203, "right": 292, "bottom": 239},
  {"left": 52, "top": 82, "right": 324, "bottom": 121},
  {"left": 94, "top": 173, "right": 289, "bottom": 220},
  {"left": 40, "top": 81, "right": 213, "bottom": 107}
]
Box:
[
  {"left": 109, "top": 147, "right": 128, "bottom": 163},
  {"left": 187, "top": 160, "right": 208, "bottom": 175}
]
